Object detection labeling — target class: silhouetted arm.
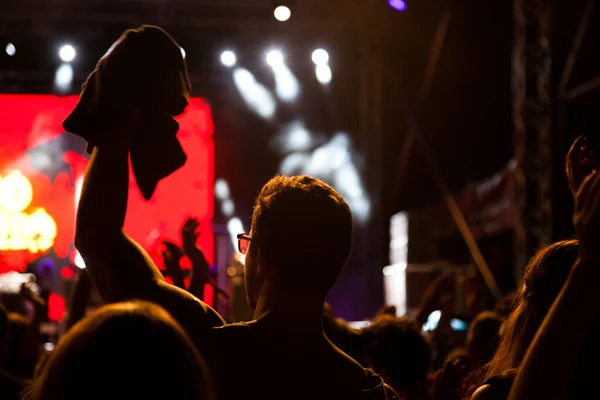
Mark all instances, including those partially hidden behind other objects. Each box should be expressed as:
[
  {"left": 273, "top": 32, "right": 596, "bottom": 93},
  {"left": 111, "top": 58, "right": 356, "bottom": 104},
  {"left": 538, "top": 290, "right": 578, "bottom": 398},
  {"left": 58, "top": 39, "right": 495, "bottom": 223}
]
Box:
[
  {"left": 162, "top": 241, "right": 186, "bottom": 290},
  {"left": 182, "top": 218, "right": 210, "bottom": 300},
  {"left": 509, "top": 141, "right": 600, "bottom": 400},
  {"left": 65, "top": 269, "right": 93, "bottom": 330},
  {"left": 75, "top": 139, "right": 224, "bottom": 335},
  {"left": 506, "top": 259, "right": 599, "bottom": 400}
]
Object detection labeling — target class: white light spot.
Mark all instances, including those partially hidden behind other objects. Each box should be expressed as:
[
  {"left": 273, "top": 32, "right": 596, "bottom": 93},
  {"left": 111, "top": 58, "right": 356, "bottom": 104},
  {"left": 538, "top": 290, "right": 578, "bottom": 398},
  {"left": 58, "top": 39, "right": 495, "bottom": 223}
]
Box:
[
  {"left": 55, "top": 63, "right": 73, "bottom": 91},
  {"left": 274, "top": 5, "right": 291, "bottom": 22},
  {"left": 315, "top": 64, "right": 332, "bottom": 85},
  {"left": 5, "top": 43, "right": 15, "bottom": 56},
  {"left": 220, "top": 50, "right": 237, "bottom": 67},
  {"left": 227, "top": 217, "right": 245, "bottom": 251},
  {"left": 311, "top": 49, "right": 329, "bottom": 66},
  {"left": 266, "top": 50, "right": 284, "bottom": 67},
  {"left": 270, "top": 61, "right": 300, "bottom": 102},
  {"left": 59, "top": 45, "right": 76, "bottom": 63},
  {"left": 233, "top": 68, "right": 277, "bottom": 120},
  {"left": 180, "top": 47, "right": 186, "bottom": 59},
  {"left": 214, "top": 179, "right": 230, "bottom": 200},
  {"left": 74, "top": 252, "right": 86, "bottom": 269},
  {"left": 221, "top": 199, "right": 235, "bottom": 217}
]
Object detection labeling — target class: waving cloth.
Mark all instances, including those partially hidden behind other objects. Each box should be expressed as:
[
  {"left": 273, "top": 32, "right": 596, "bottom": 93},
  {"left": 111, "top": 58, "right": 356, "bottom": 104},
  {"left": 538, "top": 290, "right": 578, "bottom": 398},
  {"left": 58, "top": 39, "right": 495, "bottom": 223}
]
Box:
[{"left": 63, "top": 25, "right": 190, "bottom": 200}]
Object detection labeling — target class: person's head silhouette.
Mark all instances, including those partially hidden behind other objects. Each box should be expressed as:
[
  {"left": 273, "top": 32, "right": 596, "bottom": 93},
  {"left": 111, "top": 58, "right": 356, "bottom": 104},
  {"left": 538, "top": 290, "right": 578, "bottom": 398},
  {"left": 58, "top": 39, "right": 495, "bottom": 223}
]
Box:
[
  {"left": 28, "top": 301, "right": 212, "bottom": 400},
  {"left": 239, "top": 175, "right": 352, "bottom": 312}
]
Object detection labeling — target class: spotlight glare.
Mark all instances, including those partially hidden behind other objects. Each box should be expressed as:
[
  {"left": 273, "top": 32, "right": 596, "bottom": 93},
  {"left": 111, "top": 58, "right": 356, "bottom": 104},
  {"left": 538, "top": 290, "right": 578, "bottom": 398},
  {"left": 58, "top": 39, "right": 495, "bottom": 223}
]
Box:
[
  {"left": 59, "top": 44, "right": 76, "bottom": 62},
  {"left": 311, "top": 49, "right": 329, "bottom": 66},
  {"left": 315, "top": 64, "right": 332, "bottom": 85},
  {"left": 220, "top": 50, "right": 237, "bottom": 67},
  {"left": 55, "top": 63, "right": 74, "bottom": 90},
  {"left": 5, "top": 43, "right": 16, "bottom": 56},
  {"left": 266, "top": 50, "right": 284, "bottom": 67},
  {"left": 388, "top": 0, "right": 408, "bottom": 11},
  {"left": 233, "top": 68, "right": 277, "bottom": 120},
  {"left": 180, "top": 47, "right": 186, "bottom": 59},
  {"left": 274, "top": 5, "right": 291, "bottom": 22}
]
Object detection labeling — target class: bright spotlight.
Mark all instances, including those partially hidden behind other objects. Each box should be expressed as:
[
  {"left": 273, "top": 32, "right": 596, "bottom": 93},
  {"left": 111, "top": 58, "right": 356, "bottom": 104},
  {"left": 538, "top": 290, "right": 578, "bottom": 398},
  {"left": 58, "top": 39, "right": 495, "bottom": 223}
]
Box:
[
  {"left": 315, "top": 64, "right": 332, "bottom": 85},
  {"left": 5, "top": 43, "right": 15, "bottom": 56},
  {"left": 274, "top": 5, "right": 291, "bottom": 22},
  {"left": 180, "top": 47, "right": 186, "bottom": 59},
  {"left": 214, "top": 179, "right": 230, "bottom": 200},
  {"left": 59, "top": 44, "right": 76, "bottom": 62},
  {"left": 74, "top": 252, "right": 86, "bottom": 269},
  {"left": 388, "top": 0, "right": 408, "bottom": 11},
  {"left": 311, "top": 49, "right": 329, "bottom": 66},
  {"left": 233, "top": 68, "right": 277, "bottom": 120},
  {"left": 266, "top": 50, "right": 284, "bottom": 67},
  {"left": 55, "top": 63, "right": 74, "bottom": 91},
  {"left": 221, "top": 199, "right": 235, "bottom": 217},
  {"left": 220, "top": 50, "right": 237, "bottom": 67}
]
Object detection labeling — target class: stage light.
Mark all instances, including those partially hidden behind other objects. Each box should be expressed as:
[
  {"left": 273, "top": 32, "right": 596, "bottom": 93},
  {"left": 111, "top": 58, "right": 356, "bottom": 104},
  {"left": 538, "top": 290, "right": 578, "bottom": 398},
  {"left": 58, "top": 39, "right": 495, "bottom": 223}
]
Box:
[
  {"left": 269, "top": 60, "right": 300, "bottom": 102},
  {"left": 0, "top": 171, "right": 33, "bottom": 214},
  {"left": 214, "top": 179, "right": 230, "bottom": 200},
  {"left": 55, "top": 64, "right": 73, "bottom": 91},
  {"left": 180, "top": 47, "right": 186, "bottom": 59},
  {"left": 59, "top": 44, "right": 76, "bottom": 63},
  {"left": 221, "top": 199, "right": 235, "bottom": 217},
  {"left": 315, "top": 64, "right": 332, "bottom": 84},
  {"left": 311, "top": 49, "right": 329, "bottom": 66},
  {"left": 266, "top": 50, "right": 284, "bottom": 67},
  {"left": 388, "top": 0, "right": 407, "bottom": 11},
  {"left": 220, "top": 50, "right": 237, "bottom": 67},
  {"left": 274, "top": 5, "right": 291, "bottom": 22},
  {"left": 227, "top": 217, "right": 245, "bottom": 252},
  {"left": 5, "top": 43, "right": 15, "bottom": 56},
  {"left": 233, "top": 68, "right": 276, "bottom": 119}
]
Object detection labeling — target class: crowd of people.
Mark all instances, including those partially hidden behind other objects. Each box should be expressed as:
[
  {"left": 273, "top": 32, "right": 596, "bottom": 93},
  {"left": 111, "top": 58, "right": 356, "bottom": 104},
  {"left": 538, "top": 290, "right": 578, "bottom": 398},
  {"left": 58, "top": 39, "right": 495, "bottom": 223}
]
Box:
[{"left": 1, "top": 27, "right": 599, "bottom": 400}]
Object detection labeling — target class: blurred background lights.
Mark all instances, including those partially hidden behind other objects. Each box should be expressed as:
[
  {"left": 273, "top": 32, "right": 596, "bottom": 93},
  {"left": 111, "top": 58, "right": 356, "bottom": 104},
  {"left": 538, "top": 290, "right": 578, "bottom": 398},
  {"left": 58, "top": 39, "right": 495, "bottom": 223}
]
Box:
[
  {"left": 273, "top": 5, "right": 291, "bottom": 22},
  {"left": 221, "top": 199, "right": 235, "bottom": 217},
  {"left": 5, "top": 43, "right": 15, "bottom": 56},
  {"left": 266, "top": 50, "right": 284, "bottom": 67},
  {"left": 220, "top": 50, "right": 237, "bottom": 67},
  {"left": 214, "top": 179, "right": 231, "bottom": 200},
  {"left": 55, "top": 64, "right": 74, "bottom": 90},
  {"left": 315, "top": 64, "right": 332, "bottom": 85},
  {"left": 388, "top": 0, "right": 407, "bottom": 11},
  {"left": 233, "top": 68, "right": 277, "bottom": 119},
  {"left": 59, "top": 44, "right": 76, "bottom": 62},
  {"left": 311, "top": 49, "right": 329, "bottom": 66}
]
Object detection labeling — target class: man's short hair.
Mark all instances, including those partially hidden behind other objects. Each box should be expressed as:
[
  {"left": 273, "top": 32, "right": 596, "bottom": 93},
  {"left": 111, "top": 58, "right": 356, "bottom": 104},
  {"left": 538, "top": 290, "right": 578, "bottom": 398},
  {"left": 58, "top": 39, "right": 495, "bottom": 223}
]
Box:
[{"left": 251, "top": 175, "right": 353, "bottom": 293}]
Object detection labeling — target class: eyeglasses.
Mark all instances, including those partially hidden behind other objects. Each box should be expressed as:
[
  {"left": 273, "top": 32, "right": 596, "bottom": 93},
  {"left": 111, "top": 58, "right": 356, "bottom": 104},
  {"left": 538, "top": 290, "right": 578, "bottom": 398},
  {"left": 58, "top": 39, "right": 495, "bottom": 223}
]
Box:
[{"left": 236, "top": 233, "right": 257, "bottom": 255}]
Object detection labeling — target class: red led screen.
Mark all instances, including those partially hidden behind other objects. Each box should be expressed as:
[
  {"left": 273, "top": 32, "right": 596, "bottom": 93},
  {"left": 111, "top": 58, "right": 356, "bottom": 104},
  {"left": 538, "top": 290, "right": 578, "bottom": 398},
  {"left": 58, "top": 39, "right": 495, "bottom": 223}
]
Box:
[{"left": 0, "top": 94, "right": 214, "bottom": 318}]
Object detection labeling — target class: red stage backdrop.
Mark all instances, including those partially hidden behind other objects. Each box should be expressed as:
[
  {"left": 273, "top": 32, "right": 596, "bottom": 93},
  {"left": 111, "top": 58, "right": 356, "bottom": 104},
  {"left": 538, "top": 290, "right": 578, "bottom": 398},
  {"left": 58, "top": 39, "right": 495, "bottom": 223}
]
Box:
[{"left": 0, "top": 94, "right": 214, "bottom": 319}]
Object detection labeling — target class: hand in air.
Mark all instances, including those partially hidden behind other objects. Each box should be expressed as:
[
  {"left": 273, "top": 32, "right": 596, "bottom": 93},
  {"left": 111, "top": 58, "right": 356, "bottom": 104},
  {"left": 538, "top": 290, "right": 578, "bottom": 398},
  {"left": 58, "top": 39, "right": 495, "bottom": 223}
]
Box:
[
  {"left": 566, "top": 136, "right": 596, "bottom": 195},
  {"left": 181, "top": 218, "right": 210, "bottom": 283},
  {"left": 162, "top": 240, "right": 184, "bottom": 287},
  {"left": 572, "top": 168, "right": 600, "bottom": 264},
  {"left": 568, "top": 137, "right": 600, "bottom": 263}
]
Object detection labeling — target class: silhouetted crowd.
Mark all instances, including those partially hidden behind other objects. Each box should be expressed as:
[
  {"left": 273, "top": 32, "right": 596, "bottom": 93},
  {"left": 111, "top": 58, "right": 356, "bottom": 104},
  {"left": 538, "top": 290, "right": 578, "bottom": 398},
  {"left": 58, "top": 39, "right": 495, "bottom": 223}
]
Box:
[{"left": 1, "top": 26, "right": 599, "bottom": 400}]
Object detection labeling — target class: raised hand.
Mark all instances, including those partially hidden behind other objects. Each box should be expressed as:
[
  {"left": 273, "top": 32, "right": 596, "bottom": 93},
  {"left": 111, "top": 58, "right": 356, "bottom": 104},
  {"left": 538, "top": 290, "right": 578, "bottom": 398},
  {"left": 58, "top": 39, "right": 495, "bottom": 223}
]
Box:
[
  {"left": 566, "top": 136, "right": 596, "bottom": 195},
  {"left": 573, "top": 168, "right": 600, "bottom": 264},
  {"left": 416, "top": 273, "right": 454, "bottom": 326},
  {"left": 181, "top": 218, "right": 201, "bottom": 257},
  {"left": 162, "top": 240, "right": 185, "bottom": 289},
  {"left": 181, "top": 218, "right": 210, "bottom": 299}
]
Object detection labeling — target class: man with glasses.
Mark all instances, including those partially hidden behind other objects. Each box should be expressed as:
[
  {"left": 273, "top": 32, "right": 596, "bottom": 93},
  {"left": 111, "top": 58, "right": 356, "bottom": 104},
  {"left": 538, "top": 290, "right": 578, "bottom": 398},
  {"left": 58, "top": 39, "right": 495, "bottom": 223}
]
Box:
[{"left": 76, "top": 134, "right": 397, "bottom": 399}]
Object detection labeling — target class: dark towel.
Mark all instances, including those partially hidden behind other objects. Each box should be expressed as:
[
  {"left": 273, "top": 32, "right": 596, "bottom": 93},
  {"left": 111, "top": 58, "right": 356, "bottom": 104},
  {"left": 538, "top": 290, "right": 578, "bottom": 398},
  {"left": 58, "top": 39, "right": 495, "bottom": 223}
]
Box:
[{"left": 63, "top": 25, "right": 190, "bottom": 200}]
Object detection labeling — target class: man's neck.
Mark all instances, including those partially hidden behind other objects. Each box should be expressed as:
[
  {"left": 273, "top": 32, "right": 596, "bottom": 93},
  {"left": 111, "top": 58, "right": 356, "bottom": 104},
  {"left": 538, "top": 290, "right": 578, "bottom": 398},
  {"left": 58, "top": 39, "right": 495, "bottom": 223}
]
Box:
[{"left": 252, "top": 281, "right": 325, "bottom": 335}]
